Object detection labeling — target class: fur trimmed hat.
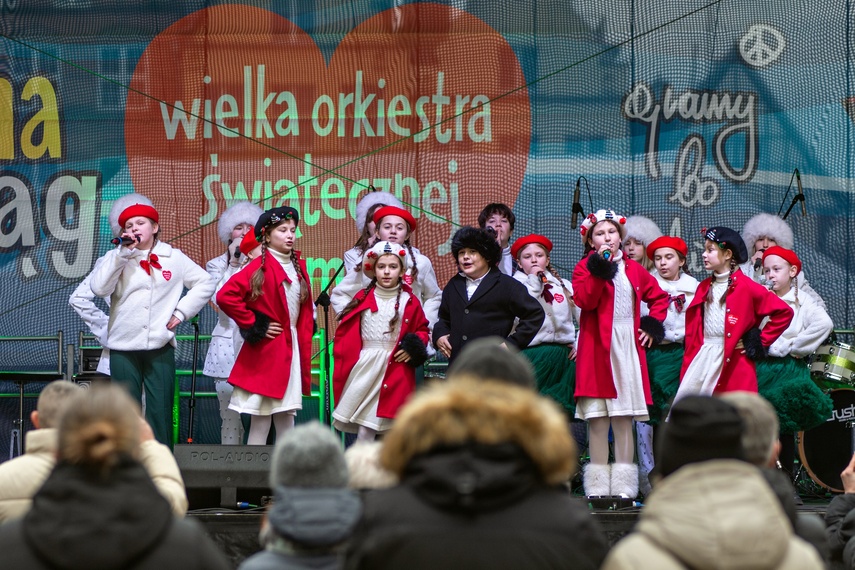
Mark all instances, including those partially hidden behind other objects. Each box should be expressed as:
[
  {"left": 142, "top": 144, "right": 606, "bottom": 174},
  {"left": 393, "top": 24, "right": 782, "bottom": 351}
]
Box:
[
  {"left": 362, "top": 240, "right": 409, "bottom": 278},
  {"left": 109, "top": 193, "right": 153, "bottom": 238},
  {"left": 355, "top": 190, "right": 403, "bottom": 234},
  {"left": 451, "top": 226, "right": 502, "bottom": 266},
  {"left": 579, "top": 209, "right": 627, "bottom": 242},
  {"left": 270, "top": 422, "right": 348, "bottom": 488},
  {"left": 623, "top": 215, "right": 663, "bottom": 247},
  {"left": 741, "top": 213, "right": 794, "bottom": 253},
  {"left": 217, "top": 201, "right": 262, "bottom": 245}
]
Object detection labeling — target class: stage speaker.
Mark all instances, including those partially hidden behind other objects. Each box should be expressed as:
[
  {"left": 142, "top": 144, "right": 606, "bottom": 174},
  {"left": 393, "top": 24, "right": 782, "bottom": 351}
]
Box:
[{"left": 174, "top": 444, "right": 274, "bottom": 510}]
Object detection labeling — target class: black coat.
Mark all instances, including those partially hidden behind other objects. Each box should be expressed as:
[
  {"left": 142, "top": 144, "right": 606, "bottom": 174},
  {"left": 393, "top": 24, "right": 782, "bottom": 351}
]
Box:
[
  {"left": 0, "top": 458, "right": 230, "bottom": 570},
  {"left": 344, "top": 443, "right": 608, "bottom": 570},
  {"left": 432, "top": 267, "right": 545, "bottom": 362},
  {"left": 826, "top": 493, "right": 855, "bottom": 569}
]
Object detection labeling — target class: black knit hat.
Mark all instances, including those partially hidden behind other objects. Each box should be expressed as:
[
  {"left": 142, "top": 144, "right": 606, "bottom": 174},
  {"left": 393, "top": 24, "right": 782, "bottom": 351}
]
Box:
[
  {"left": 255, "top": 206, "right": 300, "bottom": 238},
  {"left": 656, "top": 396, "right": 744, "bottom": 478},
  {"left": 703, "top": 226, "right": 748, "bottom": 265},
  {"left": 451, "top": 226, "right": 502, "bottom": 266}
]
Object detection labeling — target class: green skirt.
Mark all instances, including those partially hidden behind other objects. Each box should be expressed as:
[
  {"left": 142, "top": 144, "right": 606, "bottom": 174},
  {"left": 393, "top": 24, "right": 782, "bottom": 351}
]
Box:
[
  {"left": 757, "top": 355, "right": 833, "bottom": 434},
  {"left": 645, "top": 343, "right": 684, "bottom": 426},
  {"left": 521, "top": 343, "right": 576, "bottom": 416}
]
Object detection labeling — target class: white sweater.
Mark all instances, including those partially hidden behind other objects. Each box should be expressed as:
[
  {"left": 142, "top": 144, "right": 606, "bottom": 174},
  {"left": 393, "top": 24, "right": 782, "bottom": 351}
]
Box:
[
  {"left": 513, "top": 270, "right": 577, "bottom": 346},
  {"left": 90, "top": 241, "right": 215, "bottom": 351},
  {"left": 650, "top": 270, "right": 700, "bottom": 343},
  {"left": 767, "top": 288, "right": 833, "bottom": 358}
]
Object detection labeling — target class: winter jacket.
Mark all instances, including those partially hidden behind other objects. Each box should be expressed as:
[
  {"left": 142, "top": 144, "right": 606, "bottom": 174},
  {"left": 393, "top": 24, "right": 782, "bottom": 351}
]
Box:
[
  {"left": 681, "top": 270, "right": 793, "bottom": 392},
  {"left": 217, "top": 252, "right": 315, "bottom": 399},
  {"left": 513, "top": 269, "right": 577, "bottom": 346},
  {"left": 0, "top": 428, "right": 188, "bottom": 522},
  {"left": 766, "top": 287, "right": 833, "bottom": 358},
  {"left": 0, "top": 458, "right": 228, "bottom": 570},
  {"left": 90, "top": 241, "right": 215, "bottom": 351},
  {"left": 825, "top": 493, "right": 855, "bottom": 568},
  {"left": 345, "top": 380, "right": 608, "bottom": 570},
  {"left": 603, "top": 460, "right": 824, "bottom": 570}
]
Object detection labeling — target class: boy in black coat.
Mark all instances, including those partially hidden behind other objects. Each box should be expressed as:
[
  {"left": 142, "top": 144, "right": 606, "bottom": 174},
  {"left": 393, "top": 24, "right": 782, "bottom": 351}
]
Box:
[{"left": 433, "top": 226, "right": 544, "bottom": 363}]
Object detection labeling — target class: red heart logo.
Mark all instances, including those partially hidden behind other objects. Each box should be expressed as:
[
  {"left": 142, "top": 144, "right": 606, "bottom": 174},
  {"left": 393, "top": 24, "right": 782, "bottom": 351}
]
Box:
[
  {"left": 125, "top": 4, "right": 530, "bottom": 287},
  {"left": 162, "top": 270, "right": 172, "bottom": 281},
  {"left": 554, "top": 293, "right": 565, "bottom": 304}
]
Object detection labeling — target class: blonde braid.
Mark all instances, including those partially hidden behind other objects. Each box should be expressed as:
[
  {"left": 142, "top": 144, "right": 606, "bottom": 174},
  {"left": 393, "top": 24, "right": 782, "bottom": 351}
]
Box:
[
  {"left": 291, "top": 250, "right": 308, "bottom": 304},
  {"left": 386, "top": 282, "right": 403, "bottom": 335},
  {"left": 249, "top": 242, "right": 267, "bottom": 301},
  {"left": 405, "top": 239, "right": 419, "bottom": 282},
  {"left": 719, "top": 259, "right": 737, "bottom": 306}
]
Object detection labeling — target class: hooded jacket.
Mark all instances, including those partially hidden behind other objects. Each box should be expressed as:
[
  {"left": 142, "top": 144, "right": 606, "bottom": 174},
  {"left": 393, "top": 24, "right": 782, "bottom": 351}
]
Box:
[
  {"left": 345, "top": 380, "right": 608, "bottom": 570},
  {"left": 603, "top": 460, "right": 824, "bottom": 570},
  {"left": 0, "top": 458, "right": 229, "bottom": 570}
]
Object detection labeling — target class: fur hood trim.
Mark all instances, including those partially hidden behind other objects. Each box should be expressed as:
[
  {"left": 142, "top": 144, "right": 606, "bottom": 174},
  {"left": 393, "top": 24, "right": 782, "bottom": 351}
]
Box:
[
  {"left": 741, "top": 213, "right": 793, "bottom": 252},
  {"left": 380, "top": 379, "right": 576, "bottom": 485},
  {"left": 623, "top": 216, "right": 663, "bottom": 246},
  {"left": 217, "top": 202, "right": 263, "bottom": 244},
  {"left": 355, "top": 191, "right": 403, "bottom": 234},
  {"left": 109, "top": 193, "right": 153, "bottom": 237}
]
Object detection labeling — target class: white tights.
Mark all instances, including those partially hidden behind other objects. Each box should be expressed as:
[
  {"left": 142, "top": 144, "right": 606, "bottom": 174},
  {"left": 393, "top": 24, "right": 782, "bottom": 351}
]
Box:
[{"left": 246, "top": 412, "right": 295, "bottom": 445}]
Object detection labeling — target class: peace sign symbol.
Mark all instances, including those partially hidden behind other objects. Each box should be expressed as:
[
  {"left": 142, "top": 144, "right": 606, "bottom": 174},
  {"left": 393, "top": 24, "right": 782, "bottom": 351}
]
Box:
[{"left": 739, "top": 24, "right": 785, "bottom": 68}]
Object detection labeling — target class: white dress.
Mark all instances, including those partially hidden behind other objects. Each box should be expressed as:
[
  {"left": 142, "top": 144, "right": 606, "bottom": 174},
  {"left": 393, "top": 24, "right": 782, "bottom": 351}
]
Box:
[
  {"left": 576, "top": 257, "right": 649, "bottom": 420},
  {"left": 229, "top": 250, "right": 304, "bottom": 416},
  {"left": 672, "top": 272, "right": 729, "bottom": 406},
  {"left": 333, "top": 284, "right": 407, "bottom": 434}
]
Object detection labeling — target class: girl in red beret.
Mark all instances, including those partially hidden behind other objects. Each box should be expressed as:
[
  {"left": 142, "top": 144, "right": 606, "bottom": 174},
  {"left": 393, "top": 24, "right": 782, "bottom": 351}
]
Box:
[
  {"left": 332, "top": 205, "right": 442, "bottom": 336},
  {"left": 332, "top": 241, "right": 430, "bottom": 442},
  {"left": 217, "top": 207, "right": 315, "bottom": 445},
  {"left": 573, "top": 209, "right": 669, "bottom": 499},
  {"left": 758, "top": 246, "right": 833, "bottom": 481},
  {"left": 89, "top": 201, "right": 215, "bottom": 445},
  {"left": 511, "top": 234, "right": 578, "bottom": 417}
]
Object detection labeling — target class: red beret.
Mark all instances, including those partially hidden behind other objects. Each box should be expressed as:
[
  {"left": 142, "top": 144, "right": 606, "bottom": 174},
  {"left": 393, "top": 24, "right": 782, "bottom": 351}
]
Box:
[
  {"left": 118, "top": 204, "right": 159, "bottom": 228},
  {"left": 373, "top": 206, "right": 417, "bottom": 232},
  {"left": 239, "top": 231, "right": 260, "bottom": 256},
  {"left": 511, "top": 234, "right": 553, "bottom": 259},
  {"left": 647, "top": 236, "right": 688, "bottom": 259},
  {"left": 762, "top": 246, "right": 802, "bottom": 275}
]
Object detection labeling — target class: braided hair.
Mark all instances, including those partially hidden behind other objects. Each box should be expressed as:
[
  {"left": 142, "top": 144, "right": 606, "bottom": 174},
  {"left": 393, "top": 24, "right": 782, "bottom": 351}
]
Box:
[
  {"left": 290, "top": 249, "right": 308, "bottom": 304},
  {"left": 338, "top": 279, "right": 376, "bottom": 322},
  {"left": 404, "top": 239, "right": 419, "bottom": 282},
  {"left": 249, "top": 241, "right": 267, "bottom": 301},
  {"left": 705, "top": 254, "right": 737, "bottom": 306}
]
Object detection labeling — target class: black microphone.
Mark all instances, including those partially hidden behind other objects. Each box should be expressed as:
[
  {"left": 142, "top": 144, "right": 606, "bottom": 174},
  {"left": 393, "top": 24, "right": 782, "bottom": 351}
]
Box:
[
  {"left": 110, "top": 235, "right": 140, "bottom": 246},
  {"left": 753, "top": 248, "right": 766, "bottom": 271},
  {"left": 795, "top": 169, "right": 807, "bottom": 217},
  {"left": 570, "top": 177, "right": 582, "bottom": 229}
]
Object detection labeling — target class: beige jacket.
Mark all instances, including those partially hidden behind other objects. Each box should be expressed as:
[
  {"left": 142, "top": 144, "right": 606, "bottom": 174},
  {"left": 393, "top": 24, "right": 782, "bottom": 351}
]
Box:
[
  {"left": 0, "top": 429, "right": 188, "bottom": 523},
  {"left": 603, "top": 460, "right": 824, "bottom": 570}
]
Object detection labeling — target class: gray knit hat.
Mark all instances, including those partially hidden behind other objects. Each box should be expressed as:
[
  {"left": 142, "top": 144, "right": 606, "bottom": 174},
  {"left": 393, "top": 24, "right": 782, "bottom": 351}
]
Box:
[{"left": 270, "top": 422, "right": 348, "bottom": 488}]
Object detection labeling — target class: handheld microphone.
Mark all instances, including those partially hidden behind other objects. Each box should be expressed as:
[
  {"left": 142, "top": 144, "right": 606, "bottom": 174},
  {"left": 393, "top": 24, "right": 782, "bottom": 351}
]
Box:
[
  {"left": 795, "top": 169, "right": 807, "bottom": 217},
  {"left": 602, "top": 250, "right": 612, "bottom": 261},
  {"left": 753, "top": 248, "right": 766, "bottom": 271},
  {"left": 570, "top": 177, "right": 582, "bottom": 229},
  {"left": 537, "top": 271, "right": 548, "bottom": 284},
  {"left": 110, "top": 235, "right": 140, "bottom": 246}
]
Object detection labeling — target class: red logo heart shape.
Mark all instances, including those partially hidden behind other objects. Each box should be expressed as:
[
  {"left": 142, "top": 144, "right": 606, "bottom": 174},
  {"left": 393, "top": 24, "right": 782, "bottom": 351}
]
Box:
[
  {"left": 162, "top": 270, "right": 172, "bottom": 281},
  {"left": 554, "top": 293, "right": 565, "bottom": 304},
  {"left": 125, "top": 4, "right": 531, "bottom": 287}
]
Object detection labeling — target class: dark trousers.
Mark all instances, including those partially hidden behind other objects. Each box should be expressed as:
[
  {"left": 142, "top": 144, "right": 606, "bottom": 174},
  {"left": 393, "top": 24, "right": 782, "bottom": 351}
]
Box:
[{"left": 110, "top": 345, "right": 176, "bottom": 446}]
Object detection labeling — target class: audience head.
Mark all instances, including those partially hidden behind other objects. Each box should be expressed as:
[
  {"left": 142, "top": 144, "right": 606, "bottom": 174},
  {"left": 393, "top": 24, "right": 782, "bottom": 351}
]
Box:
[
  {"left": 446, "top": 337, "right": 536, "bottom": 389},
  {"left": 33, "top": 380, "right": 81, "bottom": 429},
  {"left": 381, "top": 379, "right": 576, "bottom": 486},
  {"left": 718, "top": 391, "right": 780, "bottom": 467},
  {"left": 344, "top": 441, "right": 398, "bottom": 490},
  {"left": 58, "top": 384, "right": 139, "bottom": 476},
  {"left": 657, "top": 396, "right": 744, "bottom": 478},
  {"left": 270, "top": 422, "right": 348, "bottom": 489}
]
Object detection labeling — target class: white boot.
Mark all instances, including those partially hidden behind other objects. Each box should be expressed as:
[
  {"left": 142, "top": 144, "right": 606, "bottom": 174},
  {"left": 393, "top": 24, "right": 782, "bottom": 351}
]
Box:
[
  {"left": 583, "top": 463, "right": 611, "bottom": 497},
  {"left": 611, "top": 463, "right": 639, "bottom": 499}
]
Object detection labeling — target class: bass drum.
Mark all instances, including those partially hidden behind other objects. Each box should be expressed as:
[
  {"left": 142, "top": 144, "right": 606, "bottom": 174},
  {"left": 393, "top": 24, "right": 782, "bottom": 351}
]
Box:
[{"left": 799, "top": 389, "right": 855, "bottom": 492}]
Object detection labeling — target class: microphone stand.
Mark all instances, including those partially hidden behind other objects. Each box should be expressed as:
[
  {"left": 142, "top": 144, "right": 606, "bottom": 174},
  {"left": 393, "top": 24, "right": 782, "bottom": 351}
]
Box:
[
  {"left": 781, "top": 193, "right": 805, "bottom": 221},
  {"left": 777, "top": 169, "right": 803, "bottom": 221},
  {"left": 186, "top": 315, "right": 200, "bottom": 443},
  {"left": 315, "top": 261, "right": 346, "bottom": 427}
]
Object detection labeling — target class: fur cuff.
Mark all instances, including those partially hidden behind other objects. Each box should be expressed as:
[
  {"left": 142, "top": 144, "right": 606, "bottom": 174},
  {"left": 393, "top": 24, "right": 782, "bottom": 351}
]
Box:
[
  {"left": 639, "top": 316, "right": 665, "bottom": 346},
  {"left": 399, "top": 333, "right": 428, "bottom": 368},
  {"left": 587, "top": 252, "right": 618, "bottom": 281},
  {"left": 742, "top": 327, "right": 768, "bottom": 361},
  {"left": 240, "top": 310, "right": 271, "bottom": 345}
]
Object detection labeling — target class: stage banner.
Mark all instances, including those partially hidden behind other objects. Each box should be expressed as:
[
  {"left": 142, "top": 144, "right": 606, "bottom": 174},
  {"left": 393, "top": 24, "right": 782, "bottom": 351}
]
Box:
[{"left": 0, "top": 0, "right": 853, "bottom": 374}]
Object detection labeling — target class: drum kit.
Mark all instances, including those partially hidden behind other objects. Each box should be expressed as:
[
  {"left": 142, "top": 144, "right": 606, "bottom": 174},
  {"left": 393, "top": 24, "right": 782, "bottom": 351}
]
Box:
[{"left": 799, "top": 338, "right": 855, "bottom": 492}]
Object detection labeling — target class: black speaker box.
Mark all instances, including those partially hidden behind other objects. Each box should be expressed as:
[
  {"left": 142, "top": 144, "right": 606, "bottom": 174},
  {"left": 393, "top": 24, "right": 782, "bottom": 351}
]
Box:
[{"left": 174, "top": 444, "right": 274, "bottom": 510}]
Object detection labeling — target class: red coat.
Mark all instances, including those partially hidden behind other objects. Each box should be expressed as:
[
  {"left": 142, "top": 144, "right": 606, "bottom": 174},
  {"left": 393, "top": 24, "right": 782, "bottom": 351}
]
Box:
[
  {"left": 333, "top": 286, "right": 430, "bottom": 419},
  {"left": 681, "top": 270, "right": 793, "bottom": 392},
  {"left": 572, "top": 253, "right": 669, "bottom": 402},
  {"left": 216, "top": 253, "right": 314, "bottom": 399}
]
